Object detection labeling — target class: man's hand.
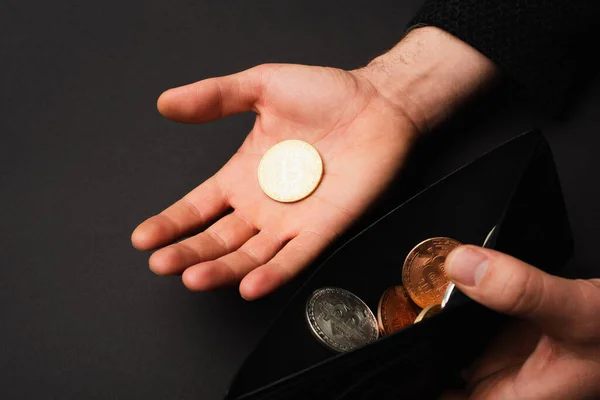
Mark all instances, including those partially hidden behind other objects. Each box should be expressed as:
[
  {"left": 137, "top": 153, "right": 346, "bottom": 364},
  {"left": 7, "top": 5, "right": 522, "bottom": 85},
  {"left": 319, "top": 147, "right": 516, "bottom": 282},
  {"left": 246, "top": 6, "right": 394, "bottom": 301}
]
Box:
[
  {"left": 131, "top": 27, "right": 498, "bottom": 300},
  {"left": 442, "top": 246, "right": 600, "bottom": 400},
  {"left": 132, "top": 63, "right": 417, "bottom": 300}
]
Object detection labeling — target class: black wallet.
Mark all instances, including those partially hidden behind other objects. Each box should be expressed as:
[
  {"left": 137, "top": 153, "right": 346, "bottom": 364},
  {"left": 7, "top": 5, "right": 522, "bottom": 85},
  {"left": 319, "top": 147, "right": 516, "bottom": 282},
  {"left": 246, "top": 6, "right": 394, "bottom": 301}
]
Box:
[{"left": 224, "top": 130, "right": 574, "bottom": 400}]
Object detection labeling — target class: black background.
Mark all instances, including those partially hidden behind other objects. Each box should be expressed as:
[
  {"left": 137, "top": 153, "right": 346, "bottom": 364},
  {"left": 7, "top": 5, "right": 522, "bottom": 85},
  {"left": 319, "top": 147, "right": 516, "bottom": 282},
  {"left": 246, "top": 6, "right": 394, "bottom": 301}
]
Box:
[{"left": 1, "top": 1, "right": 598, "bottom": 399}]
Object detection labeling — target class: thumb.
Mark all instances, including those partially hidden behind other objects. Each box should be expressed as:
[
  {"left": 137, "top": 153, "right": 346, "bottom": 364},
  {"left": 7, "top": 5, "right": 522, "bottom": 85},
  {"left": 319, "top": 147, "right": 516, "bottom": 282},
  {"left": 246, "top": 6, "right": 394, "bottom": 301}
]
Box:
[
  {"left": 445, "top": 245, "right": 600, "bottom": 342},
  {"left": 156, "top": 64, "right": 274, "bottom": 124}
]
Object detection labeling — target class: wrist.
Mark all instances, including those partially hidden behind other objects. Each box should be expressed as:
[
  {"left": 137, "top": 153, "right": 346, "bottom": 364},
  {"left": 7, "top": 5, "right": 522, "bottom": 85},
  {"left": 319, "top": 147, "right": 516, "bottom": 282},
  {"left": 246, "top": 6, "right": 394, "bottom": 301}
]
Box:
[{"left": 355, "top": 26, "right": 500, "bottom": 134}]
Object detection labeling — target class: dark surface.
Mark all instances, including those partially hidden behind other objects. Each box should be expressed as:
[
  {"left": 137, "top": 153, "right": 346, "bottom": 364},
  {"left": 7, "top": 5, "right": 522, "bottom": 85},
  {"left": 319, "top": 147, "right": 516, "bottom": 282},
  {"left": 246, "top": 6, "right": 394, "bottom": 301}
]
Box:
[{"left": 1, "top": 1, "right": 598, "bottom": 399}]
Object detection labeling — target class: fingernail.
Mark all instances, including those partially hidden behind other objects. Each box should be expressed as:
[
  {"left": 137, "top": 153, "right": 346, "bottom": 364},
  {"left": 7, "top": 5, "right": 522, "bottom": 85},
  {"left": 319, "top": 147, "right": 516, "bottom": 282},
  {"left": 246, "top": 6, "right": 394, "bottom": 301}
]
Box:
[{"left": 447, "top": 247, "right": 489, "bottom": 286}]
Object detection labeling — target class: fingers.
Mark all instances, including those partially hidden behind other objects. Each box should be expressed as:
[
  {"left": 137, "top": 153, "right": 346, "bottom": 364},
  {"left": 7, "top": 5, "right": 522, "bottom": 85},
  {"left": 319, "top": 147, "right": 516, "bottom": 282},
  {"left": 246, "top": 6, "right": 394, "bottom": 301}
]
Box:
[
  {"left": 148, "top": 212, "right": 256, "bottom": 275},
  {"left": 182, "top": 230, "right": 284, "bottom": 291},
  {"left": 157, "top": 65, "right": 269, "bottom": 123},
  {"left": 446, "top": 245, "right": 600, "bottom": 342},
  {"left": 131, "top": 177, "right": 228, "bottom": 251},
  {"left": 239, "top": 231, "right": 332, "bottom": 300}
]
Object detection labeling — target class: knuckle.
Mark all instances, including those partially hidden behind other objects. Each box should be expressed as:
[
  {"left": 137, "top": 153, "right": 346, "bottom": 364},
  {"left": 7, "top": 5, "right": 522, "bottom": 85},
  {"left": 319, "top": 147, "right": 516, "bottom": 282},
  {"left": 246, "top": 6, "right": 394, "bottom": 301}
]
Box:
[
  {"left": 500, "top": 267, "right": 545, "bottom": 317},
  {"left": 576, "top": 279, "right": 600, "bottom": 305},
  {"left": 262, "top": 229, "right": 284, "bottom": 248},
  {"left": 233, "top": 211, "right": 255, "bottom": 232},
  {"left": 176, "top": 241, "right": 198, "bottom": 261},
  {"left": 205, "top": 228, "right": 229, "bottom": 252},
  {"left": 265, "top": 261, "right": 292, "bottom": 285},
  {"left": 238, "top": 246, "right": 262, "bottom": 266},
  {"left": 570, "top": 280, "right": 600, "bottom": 342},
  {"left": 251, "top": 63, "right": 277, "bottom": 75},
  {"left": 180, "top": 197, "right": 204, "bottom": 222},
  {"left": 215, "top": 259, "right": 239, "bottom": 283},
  {"left": 289, "top": 238, "right": 311, "bottom": 257}
]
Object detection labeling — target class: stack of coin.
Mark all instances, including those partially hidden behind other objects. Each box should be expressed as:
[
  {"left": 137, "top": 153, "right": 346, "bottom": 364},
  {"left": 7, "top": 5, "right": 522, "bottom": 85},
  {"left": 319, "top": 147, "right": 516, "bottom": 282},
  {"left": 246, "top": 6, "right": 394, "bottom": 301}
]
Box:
[{"left": 305, "top": 237, "right": 461, "bottom": 352}]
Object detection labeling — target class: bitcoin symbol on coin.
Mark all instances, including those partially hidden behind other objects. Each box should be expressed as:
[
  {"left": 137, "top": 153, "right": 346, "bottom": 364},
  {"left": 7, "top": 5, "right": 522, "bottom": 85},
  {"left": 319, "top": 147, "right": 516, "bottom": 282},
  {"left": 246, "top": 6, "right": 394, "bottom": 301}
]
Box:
[
  {"left": 423, "top": 255, "right": 445, "bottom": 292},
  {"left": 280, "top": 154, "right": 304, "bottom": 187},
  {"left": 305, "top": 287, "right": 378, "bottom": 353}
]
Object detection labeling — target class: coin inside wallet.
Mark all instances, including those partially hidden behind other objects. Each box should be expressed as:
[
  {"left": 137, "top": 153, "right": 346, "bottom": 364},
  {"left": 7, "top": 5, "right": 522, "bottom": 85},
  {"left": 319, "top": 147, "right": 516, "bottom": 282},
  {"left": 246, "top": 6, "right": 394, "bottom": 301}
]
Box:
[{"left": 303, "top": 231, "right": 492, "bottom": 353}]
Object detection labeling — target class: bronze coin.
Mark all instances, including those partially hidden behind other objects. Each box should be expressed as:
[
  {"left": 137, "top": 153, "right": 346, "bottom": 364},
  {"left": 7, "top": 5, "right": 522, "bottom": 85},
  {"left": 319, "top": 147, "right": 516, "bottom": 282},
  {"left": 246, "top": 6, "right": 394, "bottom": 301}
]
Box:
[
  {"left": 377, "top": 286, "right": 419, "bottom": 336},
  {"left": 402, "top": 237, "right": 462, "bottom": 308},
  {"left": 414, "top": 304, "right": 442, "bottom": 323}
]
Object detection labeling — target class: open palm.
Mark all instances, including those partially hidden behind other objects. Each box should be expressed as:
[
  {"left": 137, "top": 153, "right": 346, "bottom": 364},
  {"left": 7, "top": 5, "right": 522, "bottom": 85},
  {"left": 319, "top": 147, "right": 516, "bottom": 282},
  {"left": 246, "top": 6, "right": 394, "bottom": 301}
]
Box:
[{"left": 131, "top": 63, "right": 417, "bottom": 300}]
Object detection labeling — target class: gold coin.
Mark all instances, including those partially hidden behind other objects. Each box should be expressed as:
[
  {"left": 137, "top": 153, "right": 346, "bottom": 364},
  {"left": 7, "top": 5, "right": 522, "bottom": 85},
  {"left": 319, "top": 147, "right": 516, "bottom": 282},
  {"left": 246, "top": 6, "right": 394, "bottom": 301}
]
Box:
[
  {"left": 257, "top": 140, "right": 323, "bottom": 203},
  {"left": 414, "top": 304, "right": 441, "bottom": 323},
  {"left": 377, "top": 286, "right": 419, "bottom": 336},
  {"left": 402, "top": 237, "right": 462, "bottom": 308}
]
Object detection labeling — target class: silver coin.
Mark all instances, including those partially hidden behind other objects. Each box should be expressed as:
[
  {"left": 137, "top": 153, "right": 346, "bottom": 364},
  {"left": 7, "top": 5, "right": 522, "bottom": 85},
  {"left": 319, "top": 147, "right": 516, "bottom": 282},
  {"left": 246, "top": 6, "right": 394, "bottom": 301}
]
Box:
[{"left": 305, "top": 287, "right": 378, "bottom": 353}]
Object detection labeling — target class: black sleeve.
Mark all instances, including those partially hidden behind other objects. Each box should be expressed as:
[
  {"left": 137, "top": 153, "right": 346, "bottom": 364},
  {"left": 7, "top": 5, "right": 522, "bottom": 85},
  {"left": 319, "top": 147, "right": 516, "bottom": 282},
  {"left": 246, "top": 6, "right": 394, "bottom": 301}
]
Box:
[{"left": 407, "top": 0, "right": 599, "bottom": 116}]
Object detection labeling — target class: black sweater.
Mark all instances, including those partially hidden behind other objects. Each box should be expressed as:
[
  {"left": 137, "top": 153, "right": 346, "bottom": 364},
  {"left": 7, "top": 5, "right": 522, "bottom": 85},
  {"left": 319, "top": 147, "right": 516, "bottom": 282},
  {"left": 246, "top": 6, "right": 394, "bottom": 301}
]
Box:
[{"left": 408, "top": 0, "right": 599, "bottom": 115}]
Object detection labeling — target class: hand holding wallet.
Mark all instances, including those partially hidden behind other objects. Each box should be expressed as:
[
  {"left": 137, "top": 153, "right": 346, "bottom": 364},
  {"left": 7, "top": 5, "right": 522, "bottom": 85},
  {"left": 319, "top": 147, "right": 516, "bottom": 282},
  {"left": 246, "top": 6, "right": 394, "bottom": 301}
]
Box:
[{"left": 224, "top": 130, "right": 575, "bottom": 399}]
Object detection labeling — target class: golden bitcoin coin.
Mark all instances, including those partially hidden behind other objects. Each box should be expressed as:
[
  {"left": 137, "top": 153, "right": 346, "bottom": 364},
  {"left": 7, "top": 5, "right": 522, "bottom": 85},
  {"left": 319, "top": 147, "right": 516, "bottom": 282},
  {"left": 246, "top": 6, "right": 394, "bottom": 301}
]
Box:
[
  {"left": 377, "top": 286, "right": 419, "bottom": 336},
  {"left": 414, "top": 304, "right": 442, "bottom": 323},
  {"left": 257, "top": 140, "right": 323, "bottom": 203},
  {"left": 402, "top": 237, "right": 462, "bottom": 308}
]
